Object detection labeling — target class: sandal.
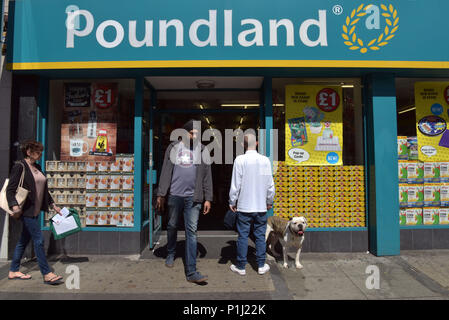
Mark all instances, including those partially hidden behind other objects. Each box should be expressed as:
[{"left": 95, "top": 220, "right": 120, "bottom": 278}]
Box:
[
  {"left": 43, "top": 274, "right": 64, "bottom": 286},
  {"left": 8, "top": 272, "right": 32, "bottom": 280}
]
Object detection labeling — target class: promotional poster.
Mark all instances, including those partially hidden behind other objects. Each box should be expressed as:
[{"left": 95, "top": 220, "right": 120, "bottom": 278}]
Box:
[
  {"left": 61, "top": 83, "right": 118, "bottom": 161},
  {"left": 416, "top": 82, "right": 449, "bottom": 163},
  {"left": 285, "top": 85, "right": 343, "bottom": 166}
]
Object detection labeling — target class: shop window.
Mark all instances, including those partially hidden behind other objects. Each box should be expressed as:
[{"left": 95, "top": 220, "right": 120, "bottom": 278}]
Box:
[
  {"left": 396, "top": 78, "right": 449, "bottom": 227},
  {"left": 272, "top": 78, "right": 365, "bottom": 229},
  {"left": 45, "top": 79, "right": 136, "bottom": 229}
]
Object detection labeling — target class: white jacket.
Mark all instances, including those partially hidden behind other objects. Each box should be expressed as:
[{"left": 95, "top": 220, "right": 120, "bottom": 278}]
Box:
[{"left": 229, "top": 150, "right": 275, "bottom": 213}]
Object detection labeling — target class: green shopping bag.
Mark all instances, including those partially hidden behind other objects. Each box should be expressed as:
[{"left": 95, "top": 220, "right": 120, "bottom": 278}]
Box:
[{"left": 50, "top": 208, "right": 82, "bottom": 240}]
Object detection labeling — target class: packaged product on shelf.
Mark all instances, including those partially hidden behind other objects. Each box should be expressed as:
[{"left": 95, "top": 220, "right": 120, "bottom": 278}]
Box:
[
  {"left": 85, "top": 192, "right": 97, "bottom": 207},
  {"left": 439, "top": 208, "right": 449, "bottom": 224},
  {"left": 56, "top": 174, "right": 66, "bottom": 188},
  {"left": 76, "top": 174, "right": 86, "bottom": 188},
  {"left": 399, "top": 184, "right": 409, "bottom": 207},
  {"left": 110, "top": 159, "right": 121, "bottom": 172},
  {"left": 47, "top": 174, "right": 56, "bottom": 188},
  {"left": 86, "top": 209, "right": 97, "bottom": 226},
  {"left": 122, "top": 192, "right": 134, "bottom": 208},
  {"left": 66, "top": 175, "right": 77, "bottom": 188},
  {"left": 424, "top": 183, "right": 440, "bottom": 206},
  {"left": 122, "top": 174, "right": 134, "bottom": 190},
  {"left": 66, "top": 161, "right": 77, "bottom": 172},
  {"left": 110, "top": 191, "right": 122, "bottom": 208},
  {"left": 407, "top": 184, "right": 424, "bottom": 207},
  {"left": 97, "top": 175, "right": 110, "bottom": 190},
  {"left": 440, "top": 162, "right": 449, "bottom": 182},
  {"left": 46, "top": 161, "right": 57, "bottom": 172},
  {"left": 423, "top": 207, "right": 439, "bottom": 225},
  {"left": 109, "top": 209, "right": 121, "bottom": 226},
  {"left": 54, "top": 190, "right": 66, "bottom": 205},
  {"left": 120, "top": 155, "right": 134, "bottom": 172},
  {"left": 66, "top": 191, "right": 77, "bottom": 205},
  {"left": 439, "top": 184, "right": 449, "bottom": 207},
  {"left": 86, "top": 174, "right": 97, "bottom": 190},
  {"left": 424, "top": 162, "right": 440, "bottom": 183},
  {"left": 406, "top": 161, "right": 424, "bottom": 184},
  {"left": 399, "top": 208, "right": 407, "bottom": 226},
  {"left": 398, "top": 136, "right": 409, "bottom": 159},
  {"left": 120, "top": 209, "right": 134, "bottom": 227},
  {"left": 407, "top": 136, "right": 418, "bottom": 161},
  {"left": 97, "top": 191, "right": 109, "bottom": 207},
  {"left": 57, "top": 161, "right": 66, "bottom": 172},
  {"left": 76, "top": 190, "right": 86, "bottom": 205},
  {"left": 406, "top": 208, "right": 423, "bottom": 225},
  {"left": 110, "top": 175, "right": 122, "bottom": 190},
  {"left": 86, "top": 161, "right": 96, "bottom": 172},
  {"left": 77, "top": 161, "right": 86, "bottom": 172},
  {"left": 97, "top": 210, "right": 110, "bottom": 225},
  {"left": 98, "top": 161, "right": 109, "bottom": 172}
]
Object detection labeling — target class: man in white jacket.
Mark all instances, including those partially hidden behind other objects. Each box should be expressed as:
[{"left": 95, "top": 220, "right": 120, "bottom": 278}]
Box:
[{"left": 228, "top": 132, "right": 275, "bottom": 275}]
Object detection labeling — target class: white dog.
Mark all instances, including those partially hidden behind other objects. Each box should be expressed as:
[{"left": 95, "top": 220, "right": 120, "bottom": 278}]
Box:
[{"left": 265, "top": 216, "right": 307, "bottom": 269}]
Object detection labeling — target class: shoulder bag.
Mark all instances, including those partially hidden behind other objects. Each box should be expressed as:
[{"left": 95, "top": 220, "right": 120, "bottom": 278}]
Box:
[{"left": 0, "top": 162, "right": 29, "bottom": 216}]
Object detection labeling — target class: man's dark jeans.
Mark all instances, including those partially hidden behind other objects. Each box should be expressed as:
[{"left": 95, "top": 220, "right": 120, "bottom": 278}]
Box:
[
  {"left": 166, "top": 195, "right": 201, "bottom": 277},
  {"left": 235, "top": 211, "right": 267, "bottom": 270}
]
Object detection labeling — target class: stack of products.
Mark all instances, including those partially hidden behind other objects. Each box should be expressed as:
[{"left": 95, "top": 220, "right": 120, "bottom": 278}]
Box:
[
  {"left": 85, "top": 154, "right": 135, "bottom": 227},
  {"left": 397, "top": 136, "right": 449, "bottom": 226},
  {"left": 46, "top": 154, "right": 135, "bottom": 228},
  {"left": 46, "top": 161, "right": 87, "bottom": 227},
  {"left": 273, "top": 162, "right": 366, "bottom": 228}
]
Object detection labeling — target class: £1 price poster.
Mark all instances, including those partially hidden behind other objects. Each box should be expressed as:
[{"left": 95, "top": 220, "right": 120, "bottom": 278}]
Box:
[
  {"left": 415, "top": 82, "right": 449, "bottom": 163},
  {"left": 285, "top": 85, "right": 343, "bottom": 166}
]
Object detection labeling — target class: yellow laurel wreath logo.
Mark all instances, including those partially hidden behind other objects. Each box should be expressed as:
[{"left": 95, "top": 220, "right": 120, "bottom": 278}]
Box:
[{"left": 342, "top": 3, "right": 399, "bottom": 54}]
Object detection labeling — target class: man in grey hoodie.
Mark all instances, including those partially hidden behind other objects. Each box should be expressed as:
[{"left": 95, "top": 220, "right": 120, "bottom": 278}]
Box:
[{"left": 155, "top": 120, "right": 213, "bottom": 283}]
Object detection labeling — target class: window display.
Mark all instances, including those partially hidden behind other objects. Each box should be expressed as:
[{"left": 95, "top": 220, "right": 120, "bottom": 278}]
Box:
[
  {"left": 46, "top": 156, "right": 135, "bottom": 228},
  {"left": 396, "top": 78, "right": 449, "bottom": 227},
  {"left": 45, "top": 79, "right": 135, "bottom": 229},
  {"left": 272, "top": 78, "right": 366, "bottom": 228}
]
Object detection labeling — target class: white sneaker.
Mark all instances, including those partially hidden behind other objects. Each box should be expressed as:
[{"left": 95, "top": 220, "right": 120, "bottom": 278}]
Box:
[
  {"left": 230, "top": 264, "right": 246, "bottom": 276},
  {"left": 258, "top": 264, "right": 270, "bottom": 275}
]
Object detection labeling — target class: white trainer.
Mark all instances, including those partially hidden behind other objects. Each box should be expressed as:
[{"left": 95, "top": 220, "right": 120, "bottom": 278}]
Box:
[
  {"left": 230, "top": 264, "right": 246, "bottom": 276},
  {"left": 258, "top": 264, "right": 270, "bottom": 275}
]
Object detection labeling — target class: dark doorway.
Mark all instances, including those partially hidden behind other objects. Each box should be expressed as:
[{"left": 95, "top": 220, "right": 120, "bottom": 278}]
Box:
[{"left": 152, "top": 88, "right": 261, "bottom": 230}]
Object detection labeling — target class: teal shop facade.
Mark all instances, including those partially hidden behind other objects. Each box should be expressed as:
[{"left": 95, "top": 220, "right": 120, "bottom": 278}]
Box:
[{"left": 6, "top": 0, "right": 449, "bottom": 256}]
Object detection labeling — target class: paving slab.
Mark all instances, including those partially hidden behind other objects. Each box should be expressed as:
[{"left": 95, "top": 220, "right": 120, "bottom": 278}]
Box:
[
  {"left": 399, "top": 250, "right": 449, "bottom": 289},
  {"left": 274, "top": 252, "right": 446, "bottom": 300},
  {"left": 0, "top": 256, "right": 275, "bottom": 297},
  {"left": 0, "top": 250, "right": 448, "bottom": 300}
]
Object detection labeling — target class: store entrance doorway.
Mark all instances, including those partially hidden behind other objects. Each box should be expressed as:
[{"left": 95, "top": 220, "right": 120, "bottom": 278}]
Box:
[
  {"left": 154, "top": 110, "right": 260, "bottom": 230},
  {"left": 146, "top": 77, "right": 263, "bottom": 237}
]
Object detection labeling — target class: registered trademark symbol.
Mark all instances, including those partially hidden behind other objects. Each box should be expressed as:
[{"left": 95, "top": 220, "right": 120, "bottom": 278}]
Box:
[{"left": 332, "top": 5, "right": 343, "bottom": 15}]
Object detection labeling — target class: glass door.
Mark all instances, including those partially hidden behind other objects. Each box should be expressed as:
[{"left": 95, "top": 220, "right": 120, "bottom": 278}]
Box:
[{"left": 145, "top": 89, "right": 162, "bottom": 249}]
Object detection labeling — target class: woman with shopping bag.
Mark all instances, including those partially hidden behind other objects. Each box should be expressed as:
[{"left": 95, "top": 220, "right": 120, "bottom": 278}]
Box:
[{"left": 6, "top": 140, "right": 64, "bottom": 285}]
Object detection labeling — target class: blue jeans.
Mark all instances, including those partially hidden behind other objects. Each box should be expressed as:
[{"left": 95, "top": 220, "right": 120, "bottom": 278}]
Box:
[
  {"left": 236, "top": 211, "right": 268, "bottom": 270},
  {"left": 167, "top": 195, "right": 201, "bottom": 276},
  {"left": 10, "top": 216, "right": 51, "bottom": 276}
]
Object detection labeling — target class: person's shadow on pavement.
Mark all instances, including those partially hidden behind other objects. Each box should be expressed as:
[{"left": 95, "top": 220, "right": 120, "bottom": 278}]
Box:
[
  {"left": 153, "top": 241, "right": 208, "bottom": 285},
  {"left": 218, "top": 239, "right": 259, "bottom": 272},
  {"left": 153, "top": 240, "right": 207, "bottom": 260}
]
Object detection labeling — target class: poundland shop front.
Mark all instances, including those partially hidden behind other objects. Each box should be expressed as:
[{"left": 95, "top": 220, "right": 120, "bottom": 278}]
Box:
[{"left": 6, "top": 0, "right": 449, "bottom": 255}]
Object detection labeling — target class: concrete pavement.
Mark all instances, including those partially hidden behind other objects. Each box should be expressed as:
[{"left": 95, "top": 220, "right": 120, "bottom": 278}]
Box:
[{"left": 0, "top": 246, "right": 448, "bottom": 300}]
